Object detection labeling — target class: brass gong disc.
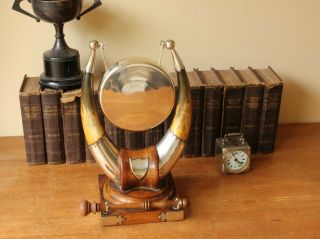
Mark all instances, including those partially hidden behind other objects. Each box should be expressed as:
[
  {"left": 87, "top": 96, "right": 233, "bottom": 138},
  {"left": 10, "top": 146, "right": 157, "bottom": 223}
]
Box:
[{"left": 99, "top": 57, "right": 176, "bottom": 131}]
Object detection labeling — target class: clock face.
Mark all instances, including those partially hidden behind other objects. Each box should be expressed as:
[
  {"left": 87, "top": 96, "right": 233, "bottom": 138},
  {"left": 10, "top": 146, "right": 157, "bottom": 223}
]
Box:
[{"left": 224, "top": 150, "right": 249, "bottom": 173}]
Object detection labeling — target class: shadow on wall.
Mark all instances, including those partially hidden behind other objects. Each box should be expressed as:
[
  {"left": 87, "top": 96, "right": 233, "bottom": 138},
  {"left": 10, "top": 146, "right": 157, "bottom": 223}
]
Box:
[
  {"left": 76, "top": 5, "right": 137, "bottom": 42},
  {"left": 279, "top": 74, "right": 312, "bottom": 123},
  {"left": 74, "top": 5, "right": 139, "bottom": 72}
]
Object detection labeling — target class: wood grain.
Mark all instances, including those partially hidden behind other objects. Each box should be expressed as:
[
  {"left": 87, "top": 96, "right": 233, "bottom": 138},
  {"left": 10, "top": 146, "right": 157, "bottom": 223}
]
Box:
[{"left": 1, "top": 124, "right": 320, "bottom": 238}]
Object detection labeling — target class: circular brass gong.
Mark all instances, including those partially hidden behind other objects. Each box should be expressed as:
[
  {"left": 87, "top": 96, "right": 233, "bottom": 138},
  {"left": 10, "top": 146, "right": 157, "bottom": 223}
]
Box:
[{"left": 99, "top": 57, "right": 176, "bottom": 131}]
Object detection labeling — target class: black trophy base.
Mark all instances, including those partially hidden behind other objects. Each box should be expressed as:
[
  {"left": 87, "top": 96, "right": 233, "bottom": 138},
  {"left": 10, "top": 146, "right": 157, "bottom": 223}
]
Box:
[
  {"left": 40, "top": 72, "right": 82, "bottom": 90},
  {"left": 40, "top": 52, "right": 83, "bottom": 90}
]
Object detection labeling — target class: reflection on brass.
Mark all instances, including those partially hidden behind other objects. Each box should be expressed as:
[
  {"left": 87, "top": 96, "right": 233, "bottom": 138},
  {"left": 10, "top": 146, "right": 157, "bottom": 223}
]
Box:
[
  {"left": 101, "top": 214, "right": 126, "bottom": 226},
  {"left": 158, "top": 210, "right": 184, "bottom": 222},
  {"left": 89, "top": 137, "right": 120, "bottom": 183},
  {"left": 99, "top": 58, "right": 175, "bottom": 131},
  {"left": 129, "top": 157, "right": 149, "bottom": 180}
]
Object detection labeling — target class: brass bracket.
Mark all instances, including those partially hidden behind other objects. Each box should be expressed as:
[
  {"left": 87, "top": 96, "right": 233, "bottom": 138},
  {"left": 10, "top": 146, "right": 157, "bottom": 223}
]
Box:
[
  {"left": 101, "top": 214, "right": 126, "bottom": 226},
  {"left": 159, "top": 210, "right": 184, "bottom": 222}
]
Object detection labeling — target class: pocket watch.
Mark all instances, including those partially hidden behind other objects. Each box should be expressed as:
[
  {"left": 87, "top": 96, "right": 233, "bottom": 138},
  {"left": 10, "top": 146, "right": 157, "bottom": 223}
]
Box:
[{"left": 215, "top": 133, "right": 251, "bottom": 174}]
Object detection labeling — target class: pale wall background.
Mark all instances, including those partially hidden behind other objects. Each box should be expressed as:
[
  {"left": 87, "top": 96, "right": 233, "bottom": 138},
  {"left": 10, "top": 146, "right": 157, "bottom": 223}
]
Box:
[{"left": 0, "top": 0, "right": 319, "bottom": 136}]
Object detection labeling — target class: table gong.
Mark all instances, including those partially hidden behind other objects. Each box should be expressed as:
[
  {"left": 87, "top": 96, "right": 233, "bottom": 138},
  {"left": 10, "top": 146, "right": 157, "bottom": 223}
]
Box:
[{"left": 80, "top": 40, "right": 192, "bottom": 226}]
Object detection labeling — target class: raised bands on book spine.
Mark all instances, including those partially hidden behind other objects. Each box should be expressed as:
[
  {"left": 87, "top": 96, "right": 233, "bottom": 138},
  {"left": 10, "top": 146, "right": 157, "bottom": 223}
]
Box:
[
  {"left": 184, "top": 71, "right": 205, "bottom": 158},
  {"left": 241, "top": 85, "right": 264, "bottom": 153},
  {"left": 251, "top": 67, "right": 283, "bottom": 153},
  {"left": 233, "top": 68, "right": 264, "bottom": 154},
  {"left": 19, "top": 75, "right": 46, "bottom": 165},
  {"left": 214, "top": 69, "right": 244, "bottom": 136},
  {"left": 41, "top": 88, "right": 65, "bottom": 164},
  {"left": 61, "top": 92, "right": 85, "bottom": 164},
  {"left": 196, "top": 70, "right": 223, "bottom": 157},
  {"left": 258, "top": 86, "right": 283, "bottom": 152}
]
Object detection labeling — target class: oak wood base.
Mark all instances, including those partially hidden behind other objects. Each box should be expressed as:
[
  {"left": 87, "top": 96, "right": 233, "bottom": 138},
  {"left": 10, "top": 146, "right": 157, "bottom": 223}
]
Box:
[
  {"left": 101, "top": 207, "right": 185, "bottom": 226},
  {"left": 98, "top": 174, "right": 186, "bottom": 226}
]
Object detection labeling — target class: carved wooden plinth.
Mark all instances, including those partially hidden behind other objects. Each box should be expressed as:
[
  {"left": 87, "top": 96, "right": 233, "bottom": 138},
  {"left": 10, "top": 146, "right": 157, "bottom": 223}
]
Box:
[
  {"left": 80, "top": 174, "right": 187, "bottom": 226},
  {"left": 80, "top": 146, "right": 189, "bottom": 226}
]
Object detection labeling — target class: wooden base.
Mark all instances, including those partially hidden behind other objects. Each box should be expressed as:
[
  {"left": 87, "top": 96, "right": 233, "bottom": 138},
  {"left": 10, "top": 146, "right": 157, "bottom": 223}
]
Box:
[{"left": 98, "top": 175, "right": 186, "bottom": 226}]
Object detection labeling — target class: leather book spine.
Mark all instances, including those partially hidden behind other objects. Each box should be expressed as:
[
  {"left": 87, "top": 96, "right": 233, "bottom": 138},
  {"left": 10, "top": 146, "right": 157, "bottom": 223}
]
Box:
[
  {"left": 201, "top": 86, "right": 223, "bottom": 156},
  {"left": 41, "top": 89, "right": 65, "bottom": 164},
  {"left": 258, "top": 84, "right": 283, "bottom": 153},
  {"left": 117, "top": 128, "right": 126, "bottom": 148},
  {"left": 241, "top": 85, "right": 265, "bottom": 154},
  {"left": 164, "top": 108, "right": 175, "bottom": 132},
  {"left": 184, "top": 86, "right": 205, "bottom": 158},
  {"left": 145, "top": 123, "right": 164, "bottom": 147},
  {"left": 85, "top": 142, "right": 95, "bottom": 162},
  {"left": 61, "top": 96, "right": 85, "bottom": 164},
  {"left": 104, "top": 117, "right": 118, "bottom": 146},
  {"left": 19, "top": 76, "right": 46, "bottom": 165},
  {"left": 221, "top": 87, "right": 244, "bottom": 136},
  {"left": 125, "top": 131, "right": 145, "bottom": 150}
]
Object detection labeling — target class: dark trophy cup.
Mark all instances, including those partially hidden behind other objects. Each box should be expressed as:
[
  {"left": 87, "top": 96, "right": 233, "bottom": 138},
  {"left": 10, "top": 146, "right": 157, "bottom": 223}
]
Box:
[{"left": 12, "top": 0, "right": 102, "bottom": 90}]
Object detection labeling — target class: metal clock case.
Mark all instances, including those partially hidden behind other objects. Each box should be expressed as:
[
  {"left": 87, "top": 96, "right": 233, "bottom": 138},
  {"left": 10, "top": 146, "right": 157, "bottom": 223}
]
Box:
[{"left": 215, "top": 133, "right": 251, "bottom": 174}]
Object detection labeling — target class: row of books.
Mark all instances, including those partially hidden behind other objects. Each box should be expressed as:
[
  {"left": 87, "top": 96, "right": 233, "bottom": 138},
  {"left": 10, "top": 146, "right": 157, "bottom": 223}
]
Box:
[{"left": 19, "top": 66, "right": 283, "bottom": 165}]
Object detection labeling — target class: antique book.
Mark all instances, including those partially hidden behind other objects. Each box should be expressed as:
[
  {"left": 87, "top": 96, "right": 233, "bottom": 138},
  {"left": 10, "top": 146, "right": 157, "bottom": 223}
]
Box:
[
  {"left": 117, "top": 128, "right": 126, "bottom": 148},
  {"left": 19, "top": 75, "right": 46, "bottom": 165},
  {"left": 196, "top": 69, "right": 224, "bottom": 157},
  {"left": 144, "top": 123, "right": 164, "bottom": 147},
  {"left": 183, "top": 70, "right": 205, "bottom": 158},
  {"left": 85, "top": 142, "right": 95, "bottom": 163},
  {"left": 41, "top": 87, "right": 65, "bottom": 164},
  {"left": 232, "top": 68, "right": 264, "bottom": 154},
  {"left": 104, "top": 117, "right": 118, "bottom": 145},
  {"left": 61, "top": 89, "right": 85, "bottom": 164},
  {"left": 212, "top": 68, "right": 245, "bottom": 136},
  {"left": 125, "top": 130, "right": 145, "bottom": 150},
  {"left": 104, "top": 117, "right": 126, "bottom": 148},
  {"left": 251, "top": 67, "right": 283, "bottom": 153}
]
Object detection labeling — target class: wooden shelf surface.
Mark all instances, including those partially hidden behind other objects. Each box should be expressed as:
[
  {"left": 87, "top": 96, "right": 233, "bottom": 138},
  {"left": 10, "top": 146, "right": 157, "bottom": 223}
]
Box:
[{"left": 1, "top": 124, "right": 320, "bottom": 239}]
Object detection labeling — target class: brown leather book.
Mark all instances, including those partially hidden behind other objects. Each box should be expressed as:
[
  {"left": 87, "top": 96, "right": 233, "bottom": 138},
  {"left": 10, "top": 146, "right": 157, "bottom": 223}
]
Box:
[
  {"left": 61, "top": 89, "right": 85, "bottom": 164},
  {"left": 19, "top": 75, "right": 46, "bottom": 165},
  {"left": 104, "top": 117, "right": 126, "bottom": 148},
  {"left": 233, "top": 68, "right": 264, "bottom": 154},
  {"left": 85, "top": 142, "right": 95, "bottom": 163},
  {"left": 196, "top": 69, "right": 224, "bottom": 157},
  {"left": 104, "top": 117, "right": 117, "bottom": 145},
  {"left": 213, "top": 68, "right": 245, "bottom": 136},
  {"left": 125, "top": 130, "right": 145, "bottom": 150},
  {"left": 251, "top": 67, "right": 283, "bottom": 153},
  {"left": 144, "top": 123, "right": 164, "bottom": 147},
  {"left": 183, "top": 71, "right": 205, "bottom": 158},
  {"left": 41, "top": 88, "right": 65, "bottom": 164}
]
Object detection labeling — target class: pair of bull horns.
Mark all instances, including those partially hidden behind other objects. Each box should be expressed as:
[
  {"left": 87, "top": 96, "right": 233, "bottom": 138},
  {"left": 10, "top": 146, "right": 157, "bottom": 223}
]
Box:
[{"left": 80, "top": 40, "right": 191, "bottom": 185}]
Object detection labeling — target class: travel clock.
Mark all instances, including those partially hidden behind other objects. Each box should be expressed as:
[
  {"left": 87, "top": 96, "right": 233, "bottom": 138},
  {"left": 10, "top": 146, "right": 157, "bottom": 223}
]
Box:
[{"left": 215, "top": 133, "right": 250, "bottom": 174}]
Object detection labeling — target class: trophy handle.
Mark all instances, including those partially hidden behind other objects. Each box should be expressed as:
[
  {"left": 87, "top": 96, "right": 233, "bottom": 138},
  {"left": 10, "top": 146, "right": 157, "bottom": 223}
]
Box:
[
  {"left": 12, "top": 0, "right": 40, "bottom": 22},
  {"left": 77, "top": 0, "right": 102, "bottom": 20}
]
